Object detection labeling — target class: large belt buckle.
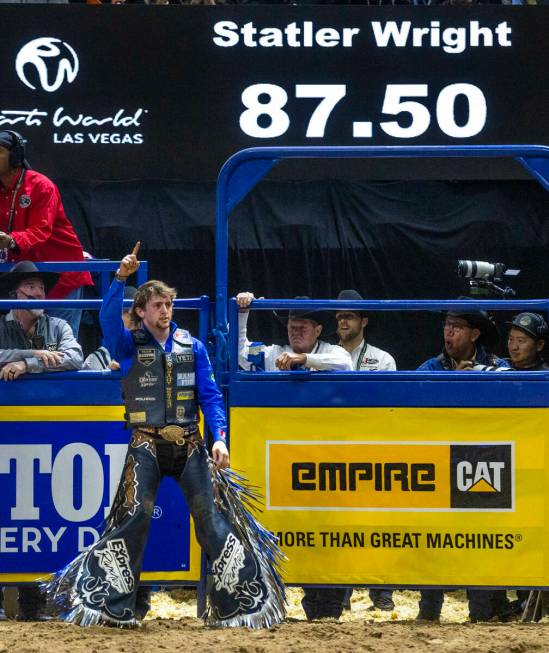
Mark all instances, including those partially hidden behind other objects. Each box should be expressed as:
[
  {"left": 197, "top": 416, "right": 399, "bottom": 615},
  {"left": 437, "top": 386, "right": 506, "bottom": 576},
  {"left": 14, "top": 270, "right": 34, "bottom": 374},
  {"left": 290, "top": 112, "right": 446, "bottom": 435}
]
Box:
[{"left": 159, "top": 425, "right": 185, "bottom": 445}]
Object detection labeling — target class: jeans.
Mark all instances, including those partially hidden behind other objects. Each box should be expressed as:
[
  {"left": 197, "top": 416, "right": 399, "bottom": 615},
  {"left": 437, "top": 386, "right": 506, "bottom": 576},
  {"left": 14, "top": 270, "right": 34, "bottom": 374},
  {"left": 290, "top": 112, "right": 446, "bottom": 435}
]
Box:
[
  {"left": 419, "top": 589, "right": 507, "bottom": 621},
  {"left": 301, "top": 587, "right": 350, "bottom": 620},
  {"left": 418, "top": 589, "right": 445, "bottom": 619},
  {"left": 369, "top": 588, "right": 394, "bottom": 606},
  {"left": 48, "top": 286, "right": 83, "bottom": 338},
  {"left": 17, "top": 585, "right": 46, "bottom": 617},
  {"left": 0, "top": 585, "right": 46, "bottom": 618}
]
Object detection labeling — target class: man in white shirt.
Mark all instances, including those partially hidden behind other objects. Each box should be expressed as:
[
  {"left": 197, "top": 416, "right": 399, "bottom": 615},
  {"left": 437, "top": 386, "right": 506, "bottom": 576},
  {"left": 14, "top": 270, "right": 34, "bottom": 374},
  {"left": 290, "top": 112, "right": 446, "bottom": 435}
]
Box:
[
  {"left": 236, "top": 291, "right": 352, "bottom": 620},
  {"left": 236, "top": 292, "right": 352, "bottom": 372},
  {"left": 336, "top": 289, "right": 396, "bottom": 372},
  {"left": 336, "top": 289, "right": 396, "bottom": 612}
]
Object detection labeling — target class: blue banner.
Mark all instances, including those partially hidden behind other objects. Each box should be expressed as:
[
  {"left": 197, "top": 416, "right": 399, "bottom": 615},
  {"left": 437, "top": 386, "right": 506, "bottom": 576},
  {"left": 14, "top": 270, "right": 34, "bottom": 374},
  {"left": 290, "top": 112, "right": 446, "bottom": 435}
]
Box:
[{"left": 0, "top": 375, "right": 200, "bottom": 583}]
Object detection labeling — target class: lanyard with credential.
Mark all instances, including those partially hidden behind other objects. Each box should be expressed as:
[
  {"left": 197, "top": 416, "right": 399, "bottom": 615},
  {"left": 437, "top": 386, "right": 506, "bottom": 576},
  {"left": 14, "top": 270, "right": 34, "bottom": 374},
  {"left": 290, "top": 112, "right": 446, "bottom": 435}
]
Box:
[
  {"left": 355, "top": 340, "right": 369, "bottom": 370},
  {"left": 6, "top": 168, "right": 26, "bottom": 234}
]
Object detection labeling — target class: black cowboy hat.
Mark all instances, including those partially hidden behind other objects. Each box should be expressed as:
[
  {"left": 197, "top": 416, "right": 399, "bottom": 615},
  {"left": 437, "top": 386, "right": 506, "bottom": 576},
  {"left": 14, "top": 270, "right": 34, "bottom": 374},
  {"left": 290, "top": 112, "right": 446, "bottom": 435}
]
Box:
[
  {"left": 505, "top": 312, "right": 549, "bottom": 341},
  {"left": 445, "top": 299, "right": 500, "bottom": 348},
  {"left": 0, "top": 261, "right": 59, "bottom": 297},
  {"left": 275, "top": 296, "right": 337, "bottom": 335}
]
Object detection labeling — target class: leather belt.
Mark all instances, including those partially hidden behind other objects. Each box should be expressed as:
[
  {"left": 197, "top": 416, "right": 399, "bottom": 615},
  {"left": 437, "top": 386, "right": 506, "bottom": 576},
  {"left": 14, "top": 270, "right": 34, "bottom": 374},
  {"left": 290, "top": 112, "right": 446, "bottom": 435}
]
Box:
[{"left": 136, "top": 424, "right": 199, "bottom": 445}]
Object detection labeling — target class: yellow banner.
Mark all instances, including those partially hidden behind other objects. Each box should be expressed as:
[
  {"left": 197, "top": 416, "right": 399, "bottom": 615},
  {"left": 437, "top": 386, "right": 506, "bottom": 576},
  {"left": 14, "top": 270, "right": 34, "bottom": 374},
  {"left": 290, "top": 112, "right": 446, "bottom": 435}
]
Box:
[{"left": 231, "top": 407, "right": 548, "bottom": 586}]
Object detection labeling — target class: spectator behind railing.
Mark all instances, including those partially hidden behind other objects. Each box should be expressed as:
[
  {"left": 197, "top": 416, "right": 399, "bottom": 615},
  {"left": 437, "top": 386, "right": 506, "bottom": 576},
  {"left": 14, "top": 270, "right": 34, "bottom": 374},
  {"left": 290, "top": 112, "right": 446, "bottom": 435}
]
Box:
[
  {"left": 415, "top": 303, "right": 512, "bottom": 622},
  {"left": 0, "top": 260, "right": 83, "bottom": 620},
  {"left": 82, "top": 285, "right": 138, "bottom": 370},
  {"left": 505, "top": 312, "right": 549, "bottom": 371},
  {"left": 417, "top": 303, "right": 508, "bottom": 371},
  {"left": 333, "top": 288, "right": 397, "bottom": 615},
  {"left": 236, "top": 291, "right": 351, "bottom": 621},
  {"left": 236, "top": 291, "right": 352, "bottom": 372},
  {"left": 0, "top": 131, "right": 93, "bottom": 337},
  {"left": 0, "top": 261, "right": 83, "bottom": 380}
]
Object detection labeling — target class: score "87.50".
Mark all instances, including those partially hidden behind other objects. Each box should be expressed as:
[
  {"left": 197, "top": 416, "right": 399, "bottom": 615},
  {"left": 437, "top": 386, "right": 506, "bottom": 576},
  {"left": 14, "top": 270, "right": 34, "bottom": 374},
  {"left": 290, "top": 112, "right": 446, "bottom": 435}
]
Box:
[{"left": 239, "top": 83, "right": 487, "bottom": 139}]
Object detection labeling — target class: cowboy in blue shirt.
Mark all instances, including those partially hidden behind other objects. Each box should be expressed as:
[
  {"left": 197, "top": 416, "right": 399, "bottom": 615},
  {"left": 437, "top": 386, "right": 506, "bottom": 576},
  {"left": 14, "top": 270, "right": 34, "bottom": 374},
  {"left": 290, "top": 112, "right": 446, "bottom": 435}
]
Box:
[
  {"left": 100, "top": 243, "right": 228, "bottom": 461},
  {"left": 45, "top": 244, "right": 285, "bottom": 629},
  {"left": 418, "top": 307, "right": 508, "bottom": 372}
]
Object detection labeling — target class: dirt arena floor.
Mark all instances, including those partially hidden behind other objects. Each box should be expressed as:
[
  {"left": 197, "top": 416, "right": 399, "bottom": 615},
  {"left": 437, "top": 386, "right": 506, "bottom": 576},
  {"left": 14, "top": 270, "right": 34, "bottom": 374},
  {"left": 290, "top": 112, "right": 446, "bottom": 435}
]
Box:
[{"left": 1, "top": 589, "right": 548, "bottom": 653}]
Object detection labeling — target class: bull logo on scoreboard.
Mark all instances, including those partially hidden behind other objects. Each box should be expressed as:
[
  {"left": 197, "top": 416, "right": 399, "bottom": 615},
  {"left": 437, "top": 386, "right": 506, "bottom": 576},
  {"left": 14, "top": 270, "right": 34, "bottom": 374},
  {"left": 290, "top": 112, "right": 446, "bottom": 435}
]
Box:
[{"left": 15, "top": 37, "right": 79, "bottom": 93}]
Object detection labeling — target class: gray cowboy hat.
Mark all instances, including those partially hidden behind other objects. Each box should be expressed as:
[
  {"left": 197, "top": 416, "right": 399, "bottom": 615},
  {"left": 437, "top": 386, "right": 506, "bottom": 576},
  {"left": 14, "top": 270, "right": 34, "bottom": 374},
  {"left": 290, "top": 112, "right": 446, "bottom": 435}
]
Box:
[
  {"left": 0, "top": 260, "right": 59, "bottom": 296},
  {"left": 275, "top": 295, "right": 337, "bottom": 335},
  {"left": 336, "top": 289, "right": 366, "bottom": 315}
]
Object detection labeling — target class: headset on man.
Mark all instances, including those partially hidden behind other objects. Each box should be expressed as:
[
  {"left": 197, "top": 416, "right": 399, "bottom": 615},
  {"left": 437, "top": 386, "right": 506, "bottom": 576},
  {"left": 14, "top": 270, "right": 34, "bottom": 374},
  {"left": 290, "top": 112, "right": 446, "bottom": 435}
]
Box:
[{"left": 0, "top": 130, "right": 28, "bottom": 168}]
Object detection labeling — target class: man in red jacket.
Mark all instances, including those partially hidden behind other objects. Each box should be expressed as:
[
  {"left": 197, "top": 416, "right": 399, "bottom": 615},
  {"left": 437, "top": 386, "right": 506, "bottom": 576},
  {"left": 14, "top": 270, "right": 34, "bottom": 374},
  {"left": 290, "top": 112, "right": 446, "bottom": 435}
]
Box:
[{"left": 0, "top": 131, "right": 92, "bottom": 336}]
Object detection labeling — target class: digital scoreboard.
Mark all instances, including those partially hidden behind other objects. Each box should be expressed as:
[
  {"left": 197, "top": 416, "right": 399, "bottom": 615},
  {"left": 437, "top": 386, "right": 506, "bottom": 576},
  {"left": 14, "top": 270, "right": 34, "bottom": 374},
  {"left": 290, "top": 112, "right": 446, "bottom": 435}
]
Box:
[{"left": 0, "top": 7, "right": 546, "bottom": 179}]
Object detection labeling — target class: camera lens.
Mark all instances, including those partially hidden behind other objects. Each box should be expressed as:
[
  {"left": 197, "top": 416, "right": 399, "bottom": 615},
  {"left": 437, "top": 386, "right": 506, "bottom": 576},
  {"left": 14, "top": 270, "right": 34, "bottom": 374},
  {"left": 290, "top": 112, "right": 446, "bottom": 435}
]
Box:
[
  {"left": 457, "top": 260, "right": 472, "bottom": 278},
  {"left": 457, "top": 260, "right": 495, "bottom": 279}
]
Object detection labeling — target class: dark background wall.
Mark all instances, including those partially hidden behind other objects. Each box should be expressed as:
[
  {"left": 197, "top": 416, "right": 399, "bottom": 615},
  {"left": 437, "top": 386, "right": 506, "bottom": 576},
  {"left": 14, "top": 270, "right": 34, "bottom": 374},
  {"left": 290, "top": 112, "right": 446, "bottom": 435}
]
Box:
[{"left": 60, "top": 177, "right": 549, "bottom": 369}]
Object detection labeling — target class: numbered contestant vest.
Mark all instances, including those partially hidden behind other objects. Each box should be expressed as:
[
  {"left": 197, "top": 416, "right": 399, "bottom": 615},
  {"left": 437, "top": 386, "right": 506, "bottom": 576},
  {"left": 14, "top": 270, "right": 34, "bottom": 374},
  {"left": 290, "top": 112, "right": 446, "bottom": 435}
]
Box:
[{"left": 122, "top": 328, "right": 198, "bottom": 428}]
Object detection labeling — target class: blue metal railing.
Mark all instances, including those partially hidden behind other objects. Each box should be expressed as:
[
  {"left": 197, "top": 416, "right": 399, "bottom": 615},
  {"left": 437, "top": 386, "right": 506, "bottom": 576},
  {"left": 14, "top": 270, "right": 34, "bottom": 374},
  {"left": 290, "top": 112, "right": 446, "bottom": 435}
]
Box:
[
  {"left": 228, "top": 297, "right": 549, "bottom": 379},
  {"left": 0, "top": 257, "right": 211, "bottom": 345},
  {"left": 0, "top": 260, "right": 149, "bottom": 298},
  {"left": 0, "top": 295, "right": 212, "bottom": 347}
]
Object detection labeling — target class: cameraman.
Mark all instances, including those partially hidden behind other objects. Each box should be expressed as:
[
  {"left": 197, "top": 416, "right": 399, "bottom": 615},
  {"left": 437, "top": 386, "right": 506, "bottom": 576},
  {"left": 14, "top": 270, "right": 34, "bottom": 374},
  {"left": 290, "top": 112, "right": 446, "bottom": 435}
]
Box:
[
  {"left": 418, "top": 307, "right": 508, "bottom": 371},
  {"left": 506, "top": 313, "right": 549, "bottom": 371},
  {"left": 416, "top": 305, "right": 511, "bottom": 622}
]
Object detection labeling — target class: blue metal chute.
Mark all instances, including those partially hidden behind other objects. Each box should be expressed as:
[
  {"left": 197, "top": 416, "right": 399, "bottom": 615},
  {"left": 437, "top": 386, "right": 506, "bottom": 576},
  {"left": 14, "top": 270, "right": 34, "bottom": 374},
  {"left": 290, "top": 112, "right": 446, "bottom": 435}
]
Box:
[
  {"left": 221, "top": 157, "right": 279, "bottom": 216},
  {"left": 215, "top": 144, "right": 549, "bottom": 376},
  {"left": 516, "top": 156, "right": 549, "bottom": 192}
]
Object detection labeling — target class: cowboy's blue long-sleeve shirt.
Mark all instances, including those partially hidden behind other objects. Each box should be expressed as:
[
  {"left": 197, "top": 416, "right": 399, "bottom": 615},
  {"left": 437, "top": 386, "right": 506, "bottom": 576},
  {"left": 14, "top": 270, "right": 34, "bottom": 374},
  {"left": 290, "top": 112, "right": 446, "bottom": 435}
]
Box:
[
  {"left": 418, "top": 345, "right": 509, "bottom": 371},
  {"left": 100, "top": 278, "right": 227, "bottom": 442}
]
